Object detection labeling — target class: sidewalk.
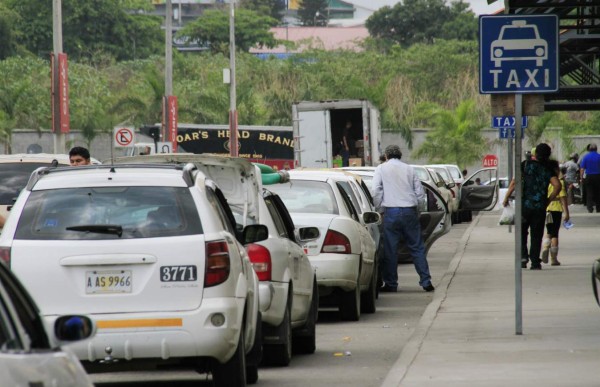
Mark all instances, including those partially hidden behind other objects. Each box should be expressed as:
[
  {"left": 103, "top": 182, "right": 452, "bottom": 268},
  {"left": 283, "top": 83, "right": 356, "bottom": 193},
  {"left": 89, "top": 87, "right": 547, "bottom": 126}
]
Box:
[{"left": 382, "top": 206, "right": 600, "bottom": 387}]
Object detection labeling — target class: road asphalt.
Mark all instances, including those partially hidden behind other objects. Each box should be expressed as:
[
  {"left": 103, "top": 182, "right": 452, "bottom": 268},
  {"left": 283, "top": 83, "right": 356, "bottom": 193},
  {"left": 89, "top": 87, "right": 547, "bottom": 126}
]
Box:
[{"left": 382, "top": 204, "right": 600, "bottom": 387}]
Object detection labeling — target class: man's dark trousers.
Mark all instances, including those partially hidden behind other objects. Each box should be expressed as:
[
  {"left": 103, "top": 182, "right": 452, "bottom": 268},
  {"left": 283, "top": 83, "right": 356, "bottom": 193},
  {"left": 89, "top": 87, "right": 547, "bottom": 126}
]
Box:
[
  {"left": 585, "top": 174, "right": 600, "bottom": 212},
  {"left": 521, "top": 207, "right": 546, "bottom": 268}
]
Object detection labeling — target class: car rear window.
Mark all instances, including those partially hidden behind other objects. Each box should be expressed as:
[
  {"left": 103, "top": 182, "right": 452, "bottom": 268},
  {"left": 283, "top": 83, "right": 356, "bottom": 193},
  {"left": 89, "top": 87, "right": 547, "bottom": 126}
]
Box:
[
  {"left": 0, "top": 163, "right": 58, "bottom": 205},
  {"left": 14, "top": 186, "right": 202, "bottom": 240},
  {"left": 413, "top": 167, "right": 429, "bottom": 181},
  {"left": 268, "top": 180, "right": 339, "bottom": 215}
]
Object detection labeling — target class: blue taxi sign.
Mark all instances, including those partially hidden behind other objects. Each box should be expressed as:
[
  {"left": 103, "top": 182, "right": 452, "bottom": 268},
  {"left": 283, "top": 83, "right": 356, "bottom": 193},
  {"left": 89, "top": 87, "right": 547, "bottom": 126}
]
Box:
[
  {"left": 480, "top": 15, "right": 558, "bottom": 94},
  {"left": 492, "top": 116, "right": 528, "bottom": 128}
]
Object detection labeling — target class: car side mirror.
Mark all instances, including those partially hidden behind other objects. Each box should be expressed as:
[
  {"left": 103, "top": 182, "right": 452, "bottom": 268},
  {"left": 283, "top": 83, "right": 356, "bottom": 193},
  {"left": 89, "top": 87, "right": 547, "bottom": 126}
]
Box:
[
  {"left": 54, "top": 315, "right": 95, "bottom": 342},
  {"left": 242, "top": 224, "right": 269, "bottom": 245},
  {"left": 446, "top": 182, "right": 456, "bottom": 189},
  {"left": 363, "top": 211, "right": 381, "bottom": 225},
  {"left": 297, "top": 226, "right": 320, "bottom": 242}
]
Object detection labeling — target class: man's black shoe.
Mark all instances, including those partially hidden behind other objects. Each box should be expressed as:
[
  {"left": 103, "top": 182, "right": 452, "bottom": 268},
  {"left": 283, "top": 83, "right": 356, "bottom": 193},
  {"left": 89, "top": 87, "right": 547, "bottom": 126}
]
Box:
[
  {"left": 423, "top": 284, "right": 435, "bottom": 292},
  {"left": 379, "top": 283, "right": 397, "bottom": 293},
  {"left": 521, "top": 262, "right": 527, "bottom": 269},
  {"left": 530, "top": 265, "right": 542, "bottom": 270}
]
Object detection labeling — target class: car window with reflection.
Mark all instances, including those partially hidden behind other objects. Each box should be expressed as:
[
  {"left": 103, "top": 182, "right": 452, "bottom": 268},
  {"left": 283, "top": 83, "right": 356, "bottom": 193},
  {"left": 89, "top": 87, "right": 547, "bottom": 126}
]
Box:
[
  {"left": 0, "top": 163, "right": 59, "bottom": 206},
  {"left": 15, "top": 186, "right": 202, "bottom": 240},
  {"left": 268, "top": 180, "right": 339, "bottom": 215}
]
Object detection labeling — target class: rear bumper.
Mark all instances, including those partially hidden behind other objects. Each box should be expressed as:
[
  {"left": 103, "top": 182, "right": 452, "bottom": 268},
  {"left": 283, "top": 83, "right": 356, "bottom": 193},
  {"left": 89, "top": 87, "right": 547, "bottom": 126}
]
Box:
[
  {"left": 309, "top": 253, "right": 360, "bottom": 291},
  {"left": 48, "top": 297, "right": 246, "bottom": 365}
]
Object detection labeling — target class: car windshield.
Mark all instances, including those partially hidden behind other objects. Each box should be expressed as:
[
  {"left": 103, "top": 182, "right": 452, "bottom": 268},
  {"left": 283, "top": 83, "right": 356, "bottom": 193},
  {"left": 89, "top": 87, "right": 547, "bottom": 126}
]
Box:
[
  {"left": 502, "top": 27, "right": 536, "bottom": 40},
  {"left": 268, "top": 180, "right": 339, "bottom": 214},
  {"left": 0, "top": 163, "right": 58, "bottom": 205},
  {"left": 15, "top": 186, "right": 202, "bottom": 240}
]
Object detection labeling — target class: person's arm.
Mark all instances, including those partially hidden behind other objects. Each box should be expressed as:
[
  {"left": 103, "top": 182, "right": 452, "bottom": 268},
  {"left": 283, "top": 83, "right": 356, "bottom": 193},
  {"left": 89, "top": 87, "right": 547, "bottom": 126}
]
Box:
[
  {"left": 0, "top": 214, "right": 5, "bottom": 228},
  {"left": 371, "top": 167, "right": 384, "bottom": 212},
  {"left": 503, "top": 178, "right": 516, "bottom": 207},
  {"left": 547, "top": 176, "right": 561, "bottom": 205},
  {"left": 343, "top": 134, "right": 349, "bottom": 152}
]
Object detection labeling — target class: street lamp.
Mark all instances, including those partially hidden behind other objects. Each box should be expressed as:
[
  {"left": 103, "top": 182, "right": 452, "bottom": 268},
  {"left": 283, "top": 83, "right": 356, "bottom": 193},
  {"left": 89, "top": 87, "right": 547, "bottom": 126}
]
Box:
[{"left": 314, "top": 11, "right": 319, "bottom": 26}]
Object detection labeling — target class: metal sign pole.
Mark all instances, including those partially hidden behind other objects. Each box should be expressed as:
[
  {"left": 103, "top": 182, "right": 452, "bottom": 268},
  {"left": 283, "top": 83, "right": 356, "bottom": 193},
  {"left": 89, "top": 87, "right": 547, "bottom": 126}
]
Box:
[
  {"left": 514, "top": 94, "right": 523, "bottom": 335},
  {"left": 507, "top": 138, "right": 513, "bottom": 233}
]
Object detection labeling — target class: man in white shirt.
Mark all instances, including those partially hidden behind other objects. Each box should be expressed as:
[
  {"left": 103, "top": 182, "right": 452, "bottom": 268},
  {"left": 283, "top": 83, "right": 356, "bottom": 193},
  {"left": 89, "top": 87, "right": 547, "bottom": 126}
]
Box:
[{"left": 372, "top": 145, "right": 434, "bottom": 293}]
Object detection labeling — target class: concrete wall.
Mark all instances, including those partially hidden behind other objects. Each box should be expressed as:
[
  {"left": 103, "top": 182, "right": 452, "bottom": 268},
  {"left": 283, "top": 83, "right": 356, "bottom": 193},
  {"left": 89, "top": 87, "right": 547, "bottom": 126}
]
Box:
[{"left": 6, "top": 128, "right": 600, "bottom": 180}]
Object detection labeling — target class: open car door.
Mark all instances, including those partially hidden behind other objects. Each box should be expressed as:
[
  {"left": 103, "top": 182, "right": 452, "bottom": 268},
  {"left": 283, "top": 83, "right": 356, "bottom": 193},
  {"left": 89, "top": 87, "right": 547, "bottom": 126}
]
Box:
[
  {"left": 397, "top": 181, "right": 451, "bottom": 263},
  {"left": 460, "top": 167, "right": 499, "bottom": 211}
]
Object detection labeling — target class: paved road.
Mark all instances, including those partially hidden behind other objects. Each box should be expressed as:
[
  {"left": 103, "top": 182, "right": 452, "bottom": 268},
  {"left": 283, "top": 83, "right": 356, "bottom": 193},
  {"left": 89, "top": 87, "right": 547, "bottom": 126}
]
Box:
[{"left": 92, "top": 221, "right": 472, "bottom": 386}]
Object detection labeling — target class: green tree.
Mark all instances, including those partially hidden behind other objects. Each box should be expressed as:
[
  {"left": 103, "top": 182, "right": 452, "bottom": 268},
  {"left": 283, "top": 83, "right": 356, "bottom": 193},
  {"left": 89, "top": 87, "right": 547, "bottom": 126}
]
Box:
[
  {"left": 0, "top": 4, "right": 18, "bottom": 59},
  {"left": 366, "top": 0, "right": 475, "bottom": 47},
  {"left": 413, "top": 100, "right": 487, "bottom": 166},
  {"left": 240, "top": 0, "right": 286, "bottom": 23},
  {"left": 177, "top": 8, "right": 278, "bottom": 53},
  {"left": 5, "top": 0, "right": 163, "bottom": 63},
  {"left": 297, "top": 0, "right": 329, "bottom": 26}
]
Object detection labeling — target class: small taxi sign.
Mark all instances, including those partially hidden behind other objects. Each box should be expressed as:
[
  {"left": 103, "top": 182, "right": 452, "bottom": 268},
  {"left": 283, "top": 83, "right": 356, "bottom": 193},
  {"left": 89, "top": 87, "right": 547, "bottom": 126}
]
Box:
[{"left": 492, "top": 116, "right": 528, "bottom": 128}]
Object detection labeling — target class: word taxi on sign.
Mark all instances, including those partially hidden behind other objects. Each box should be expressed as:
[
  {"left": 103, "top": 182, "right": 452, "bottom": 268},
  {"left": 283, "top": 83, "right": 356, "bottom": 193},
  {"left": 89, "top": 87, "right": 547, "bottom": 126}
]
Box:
[{"left": 479, "top": 15, "right": 559, "bottom": 94}]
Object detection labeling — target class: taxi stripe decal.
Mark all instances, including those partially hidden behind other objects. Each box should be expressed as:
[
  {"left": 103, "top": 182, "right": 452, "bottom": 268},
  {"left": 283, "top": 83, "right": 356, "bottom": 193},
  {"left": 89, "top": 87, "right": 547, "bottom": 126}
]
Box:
[{"left": 97, "top": 319, "right": 183, "bottom": 329}]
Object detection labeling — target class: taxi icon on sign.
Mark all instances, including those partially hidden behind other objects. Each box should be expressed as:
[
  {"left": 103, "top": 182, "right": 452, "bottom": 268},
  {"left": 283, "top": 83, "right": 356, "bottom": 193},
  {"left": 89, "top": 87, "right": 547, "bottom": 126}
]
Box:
[{"left": 491, "top": 20, "right": 548, "bottom": 67}]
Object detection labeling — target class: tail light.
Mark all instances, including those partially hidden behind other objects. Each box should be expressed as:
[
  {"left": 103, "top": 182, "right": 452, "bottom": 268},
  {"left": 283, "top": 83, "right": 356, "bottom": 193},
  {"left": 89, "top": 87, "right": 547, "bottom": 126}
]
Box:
[
  {"left": 246, "top": 244, "right": 272, "bottom": 281},
  {"left": 205, "top": 241, "right": 230, "bottom": 287},
  {"left": 321, "top": 230, "right": 351, "bottom": 254},
  {"left": 0, "top": 247, "right": 10, "bottom": 266}
]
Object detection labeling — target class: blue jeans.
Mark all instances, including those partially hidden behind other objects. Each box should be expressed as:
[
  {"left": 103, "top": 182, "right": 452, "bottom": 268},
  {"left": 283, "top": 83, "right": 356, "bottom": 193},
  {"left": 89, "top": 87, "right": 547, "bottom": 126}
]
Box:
[{"left": 382, "top": 207, "right": 432, "bottom": 288}]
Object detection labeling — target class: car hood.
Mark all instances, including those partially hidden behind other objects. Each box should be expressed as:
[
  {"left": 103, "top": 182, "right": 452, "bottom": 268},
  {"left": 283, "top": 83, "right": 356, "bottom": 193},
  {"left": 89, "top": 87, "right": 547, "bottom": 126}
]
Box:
[{"left": 112, "top": 154, "right": 261, "bottom": 223}]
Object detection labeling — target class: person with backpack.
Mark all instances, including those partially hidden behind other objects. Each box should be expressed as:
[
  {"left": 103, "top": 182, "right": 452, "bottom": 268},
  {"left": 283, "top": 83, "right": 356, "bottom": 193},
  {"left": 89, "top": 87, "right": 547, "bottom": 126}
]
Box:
[{"left": 502, "top": 143, "right": 561, "bottom": 270}]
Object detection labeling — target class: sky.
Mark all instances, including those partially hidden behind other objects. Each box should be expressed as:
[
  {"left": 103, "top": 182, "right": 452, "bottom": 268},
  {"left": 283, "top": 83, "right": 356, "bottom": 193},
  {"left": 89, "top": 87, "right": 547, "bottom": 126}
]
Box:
[{"left": 466, "top": 0, "right": 504, "bottom": 15}]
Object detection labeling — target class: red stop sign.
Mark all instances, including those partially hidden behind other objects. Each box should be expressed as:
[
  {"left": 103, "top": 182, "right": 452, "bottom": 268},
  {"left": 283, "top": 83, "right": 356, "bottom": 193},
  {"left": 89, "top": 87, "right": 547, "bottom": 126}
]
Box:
[{"left": 483, "top": 154, "right": 498, "bottom": 167}]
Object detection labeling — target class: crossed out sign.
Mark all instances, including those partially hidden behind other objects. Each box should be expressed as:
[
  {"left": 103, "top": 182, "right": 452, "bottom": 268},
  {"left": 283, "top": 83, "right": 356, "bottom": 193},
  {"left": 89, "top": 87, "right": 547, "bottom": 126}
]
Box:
[{"left": 114, "top": 127, "right": 135, "bottom": 147}]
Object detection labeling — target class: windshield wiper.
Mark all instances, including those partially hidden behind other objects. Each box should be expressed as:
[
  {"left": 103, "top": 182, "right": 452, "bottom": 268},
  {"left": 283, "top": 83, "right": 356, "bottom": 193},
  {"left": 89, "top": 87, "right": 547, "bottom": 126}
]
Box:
[{"left": 66, "top": 224, "right": 123, "bottom": 237}]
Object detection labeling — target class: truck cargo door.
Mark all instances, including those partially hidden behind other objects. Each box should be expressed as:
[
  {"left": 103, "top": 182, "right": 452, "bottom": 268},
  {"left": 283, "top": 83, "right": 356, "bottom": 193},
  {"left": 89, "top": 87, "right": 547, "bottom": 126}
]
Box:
[
  {"left": 368, "top": 107, "right": 381, "bottom": 165},
  {"left": 297, "top": 110, "right": 332, "bottom": 168}
]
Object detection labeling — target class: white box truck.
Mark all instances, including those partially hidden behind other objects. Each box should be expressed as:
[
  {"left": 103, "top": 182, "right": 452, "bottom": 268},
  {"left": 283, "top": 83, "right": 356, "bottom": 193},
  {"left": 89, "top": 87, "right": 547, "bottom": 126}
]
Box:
[{"left": 292, "top": 99, "right": 381, "bottom": 168}]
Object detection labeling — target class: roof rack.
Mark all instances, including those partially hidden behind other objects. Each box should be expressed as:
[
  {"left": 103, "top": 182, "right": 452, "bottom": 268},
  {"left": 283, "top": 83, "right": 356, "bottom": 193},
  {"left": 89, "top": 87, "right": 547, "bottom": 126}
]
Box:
[{"left": 25, "top": 163, "right": 192, "bottom": 191}]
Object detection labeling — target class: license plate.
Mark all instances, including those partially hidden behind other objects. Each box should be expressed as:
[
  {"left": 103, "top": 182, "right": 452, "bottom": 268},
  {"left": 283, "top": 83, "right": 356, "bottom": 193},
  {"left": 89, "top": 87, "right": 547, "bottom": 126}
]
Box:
[{"left": 86, "top": 270, "right": 132, "bottom": 294}]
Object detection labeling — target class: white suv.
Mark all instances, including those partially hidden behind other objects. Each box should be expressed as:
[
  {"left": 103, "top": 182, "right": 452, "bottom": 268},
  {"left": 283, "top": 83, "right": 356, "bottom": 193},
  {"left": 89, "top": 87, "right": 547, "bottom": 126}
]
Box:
[
  {"left": 0, "top": 163, "right": 263, "bottom": 386},
  {"left": 114, "top": 154, "right": 320, "bottom": 367}
]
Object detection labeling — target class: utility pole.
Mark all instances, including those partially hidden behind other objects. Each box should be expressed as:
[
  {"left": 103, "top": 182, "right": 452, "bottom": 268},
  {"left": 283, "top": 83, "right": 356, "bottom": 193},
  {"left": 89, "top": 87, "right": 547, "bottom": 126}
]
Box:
[
  {"left": 163, "top": 0, "right": 178, "bottom": 152},
  {"left": 52, "top": 0, "right": 66, "bottom": 154},
  {"left": 229, "top": 0, "right": 238, "bottom": 157}
]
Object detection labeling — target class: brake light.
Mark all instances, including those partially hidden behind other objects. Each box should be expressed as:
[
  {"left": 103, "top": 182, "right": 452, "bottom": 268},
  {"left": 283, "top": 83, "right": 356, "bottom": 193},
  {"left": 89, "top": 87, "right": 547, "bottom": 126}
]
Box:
[
  {"left": 246, "top": 244, "right": 272, "bottom": 281},
  {"left": 321, "top": 230, "right": 351, "bottom": 254},
  {"left": 205, "top": 241, "right": 230, "bottom": 287},
  {"left": 0, "top": 247, "right": 10, "bottom": 266}
]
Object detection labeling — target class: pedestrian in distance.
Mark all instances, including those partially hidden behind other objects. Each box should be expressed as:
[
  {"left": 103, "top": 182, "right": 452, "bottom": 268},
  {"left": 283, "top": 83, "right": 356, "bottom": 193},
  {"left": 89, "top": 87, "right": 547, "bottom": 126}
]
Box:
[
  {"left": 541, "top": 160, "right": 569, "bottom": 266},
  {"left": 503, "top": 143, "right": 561, "bottom": 270},
  {"left": 338, "top": 121, "right": 353, "bottom": 167},
  {"left": 579, "top": 143, "right": 600, "bottom": 213},
  {"left": 69, "top": 146, "right": 92, "bottom": 166},
  {"left": 371, "top": 144, "right": 434, "bottom": 292},
  {"left": 579, "top": 143, "right": 593, "bottom": 206},
  {"left": 563, "top": 153, "right": 580, "bottom": 205}
]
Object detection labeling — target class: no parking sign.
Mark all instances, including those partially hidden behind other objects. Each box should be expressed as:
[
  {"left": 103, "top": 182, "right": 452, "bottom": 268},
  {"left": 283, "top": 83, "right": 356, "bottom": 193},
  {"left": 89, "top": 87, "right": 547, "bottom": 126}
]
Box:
[{"left": 113, "top": 127, "right": 135, "bottom": 148}]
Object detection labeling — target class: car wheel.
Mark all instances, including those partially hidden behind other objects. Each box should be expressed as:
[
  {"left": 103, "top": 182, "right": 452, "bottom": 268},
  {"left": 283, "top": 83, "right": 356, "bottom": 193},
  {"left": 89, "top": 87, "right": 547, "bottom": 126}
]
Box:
[
  {"left": 361, "top": 265, "right": 377, "bottom": 314},
  {"left": 339, "top": 274, "right": 361, "bottom": 321},
  {"left": 245, "top": 312, "right": 262, "bottom": 384},
  {"left": 263, "top": 299, "right": 292, "bottom": 366},
  {"left": 293, "top": 278, "right": 318, "bottom": 354},
  {"left": 212, "top": 324, "right": 247, "bottom": 387}
]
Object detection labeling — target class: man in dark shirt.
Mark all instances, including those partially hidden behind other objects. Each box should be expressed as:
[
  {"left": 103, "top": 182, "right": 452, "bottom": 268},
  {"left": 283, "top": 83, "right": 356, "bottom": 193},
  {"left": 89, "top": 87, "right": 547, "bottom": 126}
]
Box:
[
  {"left": 579, "top": 143, "right": 600, "bottom": 213},
  {"left": 503, "top": 143, "right": 561, "bottom": 270}
]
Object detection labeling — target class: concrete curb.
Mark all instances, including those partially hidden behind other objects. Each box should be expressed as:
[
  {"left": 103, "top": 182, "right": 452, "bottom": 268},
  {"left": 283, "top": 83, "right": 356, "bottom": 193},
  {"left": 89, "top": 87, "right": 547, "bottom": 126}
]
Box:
[{"left": 380, "top": 213, "right": 482, "bottom": 387}]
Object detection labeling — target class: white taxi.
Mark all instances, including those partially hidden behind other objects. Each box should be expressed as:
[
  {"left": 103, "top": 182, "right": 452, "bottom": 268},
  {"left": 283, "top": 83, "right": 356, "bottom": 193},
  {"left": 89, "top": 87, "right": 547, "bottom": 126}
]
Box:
[{"left": 0, "top": 163, "right": 262, "bottom": 386}]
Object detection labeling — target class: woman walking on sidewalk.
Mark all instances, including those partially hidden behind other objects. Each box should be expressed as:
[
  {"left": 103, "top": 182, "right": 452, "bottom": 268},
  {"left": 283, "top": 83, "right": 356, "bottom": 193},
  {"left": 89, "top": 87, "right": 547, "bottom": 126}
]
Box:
[{"left": 541, "top": 160, "right": 570, "bottom": 266}]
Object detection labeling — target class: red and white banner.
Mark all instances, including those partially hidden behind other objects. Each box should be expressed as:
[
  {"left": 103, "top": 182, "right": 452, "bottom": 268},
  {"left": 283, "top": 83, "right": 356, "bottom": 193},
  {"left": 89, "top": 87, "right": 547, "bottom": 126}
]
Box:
[
  {"left": 50, "top": 53, "right": 70, "bottom": 133},
  {"left": 167, "top": 96, "right": 178, "bottom": 153}
]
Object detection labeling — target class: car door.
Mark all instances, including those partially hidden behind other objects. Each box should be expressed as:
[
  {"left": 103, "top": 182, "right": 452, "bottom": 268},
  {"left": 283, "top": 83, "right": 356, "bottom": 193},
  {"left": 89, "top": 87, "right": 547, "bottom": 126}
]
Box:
[
  {"left": 460, "top": 167, "right": 499, "bottom": 211},
  {"left": 337, "top": 179, "right": 380, "bottom": 251},
  {"left": 396, "top": 181, "right": 451, "bottom": 262},
  {"left": 263, "top": 193, "right": 313, "bottom": 322},
  {"left": 0, "top": 262, "right": 93, "bottom": 387}
]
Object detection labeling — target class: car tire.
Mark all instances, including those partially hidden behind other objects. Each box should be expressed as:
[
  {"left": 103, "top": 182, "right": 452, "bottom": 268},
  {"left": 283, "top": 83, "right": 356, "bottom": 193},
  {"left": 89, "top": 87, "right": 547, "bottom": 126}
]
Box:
[
  {"left": 245, "top": 312, "right": 262, "bottom": 385},
  {"left": 339, "top": 274, "right": 361, "bottom": 321},
  {"left": 293, "top": 278, "right": 318, "bottom": 354},
  {"left": 212, "top": 324, "right": 247, "bottom": 387},
  {"left": 361, "top": 265, "right": 377, "bottom": 314},
  {"left": 263, "top": 299, "right": 292, "bottom": 367}
]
